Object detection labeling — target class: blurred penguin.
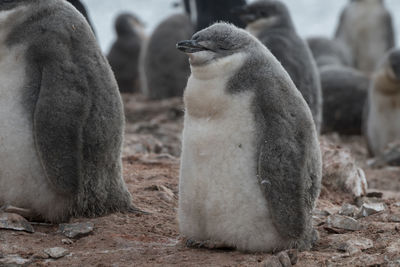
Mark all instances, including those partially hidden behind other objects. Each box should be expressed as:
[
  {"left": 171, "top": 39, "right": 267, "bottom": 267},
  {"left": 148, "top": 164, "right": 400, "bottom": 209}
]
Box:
[
  {"left": 108, "top": 13, "right": 145, "bottom": 93},
  {"left": 320, "top": 65, "right": 369, "bottom": 135},
  {"left": 140, "top": 14, "right": 194, "bottom": 100},
  {"left": 366, "top": 49, "right": 400, "bottom": 156},
  {"left": 307, "top": 37, "right": 353, "bottom": 69},
  {"left": 335, "top": 0, "right": 394, "bottom": 74},
  {"left": 184, "top": 0, "right": 246, "bottom": 31},
  {"left": 238, "top": 0, "right": 322, "bottom": 133}
]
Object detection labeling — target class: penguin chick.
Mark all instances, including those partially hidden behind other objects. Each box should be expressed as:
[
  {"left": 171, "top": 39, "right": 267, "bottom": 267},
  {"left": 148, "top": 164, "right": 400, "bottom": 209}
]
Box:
[
  {"left": 177, "top": 22, "right": 322, "bottom": 252},
  {"left": 320, "top": 65, "right": 370, "bottom": 135},
  {"left": 0, "top": 0, "right": 138, "bottom": 223},
  {"left": 335, "top": 0, "right": 394, "bottom": 74},
  {"left": 237, "top": 0, "right": 322, "bottom": 134},
  {"left": 140, "top": 14, "right": 194, "bottom": 100},
  {"left": 307, "top": 37, "right": 353, "bottom": 68},
  {"left": 366, "top": 49, "right": 400, "bottom": 156},
  {"left": 108, "top": 12, "right": 145, "bottom": 93}
]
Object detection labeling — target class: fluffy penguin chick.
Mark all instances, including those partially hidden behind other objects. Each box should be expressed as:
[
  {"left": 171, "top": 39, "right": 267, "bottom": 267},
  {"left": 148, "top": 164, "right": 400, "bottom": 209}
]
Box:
[
  {"left": 108, "top": 13, "right": 145, "bottom": 93},
  {"left": 366, "top": 49, "right": 400, "bottom": 156},
  {"left": 177, "top": 22, "right": 322, "bottom": 252},
  {"left": 237, "top": 0, "right": 322, "bottom": 134},
  {"left": 335, "top": 0, "right": 394, "bottom": 74},
  {"left": 140, "top": 14, "right": 194, "bottom": 100},
  {"left": 0, "top": 0, "right": 136, "bottom": 222}
]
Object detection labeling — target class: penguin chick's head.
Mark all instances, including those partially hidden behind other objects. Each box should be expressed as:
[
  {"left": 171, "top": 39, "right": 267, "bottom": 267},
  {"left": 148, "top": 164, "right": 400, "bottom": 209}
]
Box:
[
  {"left": 115, "top": 12, "right": 143, "bottom": 37},
  {"left": 176, "top": 23, "right": 253, "bottom": 66},
  {"left": 234, "top": 0, "right": 292, "bottom": 28},
  {"left": 388, "top": 49, "right": 400, "bottom": 81}
]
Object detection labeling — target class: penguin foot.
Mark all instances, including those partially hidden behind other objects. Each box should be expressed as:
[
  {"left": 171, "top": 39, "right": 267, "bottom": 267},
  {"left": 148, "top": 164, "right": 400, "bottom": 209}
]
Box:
[{"left": 185, "top": 239, "right": 234, "bottom": 250}]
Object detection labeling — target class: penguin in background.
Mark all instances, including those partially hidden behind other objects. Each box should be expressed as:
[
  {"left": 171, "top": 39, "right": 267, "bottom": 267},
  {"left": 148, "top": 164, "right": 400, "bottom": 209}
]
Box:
[
  {"left": 335, "top": 0, "right": 394, "bottom": 74},
  {"left": 108, "top": 13, "right": 145, "bottom": 93},
  {"left": 237, "top": 0, "right": 323, "bottom": 134},
  {"left": 183, "top": 0, "right": 247, "bottom": 31},
  {"left": 140, "top": 14, "right": 194, "bottom": 100}
]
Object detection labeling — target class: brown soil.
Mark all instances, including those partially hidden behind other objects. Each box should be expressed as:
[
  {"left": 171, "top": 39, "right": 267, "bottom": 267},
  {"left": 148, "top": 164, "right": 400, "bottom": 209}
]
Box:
[{"left": 1, "top": 94, "right": 400, "bottom": 267}]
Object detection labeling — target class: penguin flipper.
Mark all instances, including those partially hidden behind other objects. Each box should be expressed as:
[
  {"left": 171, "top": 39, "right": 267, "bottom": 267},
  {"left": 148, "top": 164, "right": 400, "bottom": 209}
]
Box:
[
  {"left": 257, "top": 136, "right": 315, "bottom": 241},
  {"left": 34, "top": 65, "right": 90, "bottom": 196}
]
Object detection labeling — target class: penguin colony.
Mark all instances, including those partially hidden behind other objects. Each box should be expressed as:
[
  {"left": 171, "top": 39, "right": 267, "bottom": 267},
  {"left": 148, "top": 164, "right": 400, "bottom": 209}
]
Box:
[{"left": 0, "top": 0, "right": 399, "bottom": 256}]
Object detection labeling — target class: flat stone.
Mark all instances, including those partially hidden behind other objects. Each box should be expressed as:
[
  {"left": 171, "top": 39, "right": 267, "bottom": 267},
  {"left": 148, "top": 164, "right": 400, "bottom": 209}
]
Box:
[
  {"left": 0, "top": 212, "right": 34, "bottom": 233},
  {"left": 277, "top": 251, "right": 292, "bottom": 267},
  {"left": 0, "top": 254, "right": 31, "bottom": 266},
  {"left": 261, "top": 256, "right": 282, "bottom": 267},
  {"left": 44, "top": 247, "right": 69, "bottom": 259},
  {"left": 395, "top": 202, "right": 400, "bottom": 207},
  {"left": 359, "top": 203, "right": 386, "bottom": 217},
  {"left": 327, "top": 215, "right": 362, "bottom": 231},
  {"left": 338, "top": 237, "right": 373, "bottom": 255},
  {"left": 339, "top": 203, "right": 359, "bottom": 218},
  {"left": 389, "top": 214, "right": 400, "bottom": 223},
  {"left": 59, "top": 222, "right": 94, "bottom": 239}
]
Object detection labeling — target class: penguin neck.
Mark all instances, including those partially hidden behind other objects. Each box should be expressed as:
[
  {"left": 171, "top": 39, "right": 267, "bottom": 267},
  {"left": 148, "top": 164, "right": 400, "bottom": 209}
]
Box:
[{"left": 189, "top": 52, "right": 246, "bottom": 81}]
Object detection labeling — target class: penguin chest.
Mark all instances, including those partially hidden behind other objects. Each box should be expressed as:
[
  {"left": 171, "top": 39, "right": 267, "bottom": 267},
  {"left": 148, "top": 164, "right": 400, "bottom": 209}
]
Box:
[
  {"left": 179, "top": 84, "right": 280, "bottom": 250},
  {"left": 0, "top": 45, "right": 55, "bottom": 210}
]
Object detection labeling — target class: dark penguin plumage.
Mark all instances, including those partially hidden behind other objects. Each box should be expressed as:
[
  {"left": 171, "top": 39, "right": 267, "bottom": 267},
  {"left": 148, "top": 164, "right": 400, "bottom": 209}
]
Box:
[
  {"left": 108, "top": 13, "right": 145, "bottom": 93},
  {"left": 0, "top": 0, "right": 138, "bottom": 223},
  {"left": 238, "top": 0, "right": 322, "bottom": 133},
  {"left": 140, "top": 14, "right": 194, "bottom": 100},
  {"left": 307, "top": 37, "right": 353, "bottom": 68},
  {"left": 320, "top": 65, "right": 369, "bottom": 135}
]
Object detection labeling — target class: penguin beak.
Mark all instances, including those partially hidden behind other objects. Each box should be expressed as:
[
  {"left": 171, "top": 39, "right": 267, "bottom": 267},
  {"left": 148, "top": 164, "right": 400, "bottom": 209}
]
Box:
[{"left": 176, "top": 40, "right": 207, "bottom": 53}]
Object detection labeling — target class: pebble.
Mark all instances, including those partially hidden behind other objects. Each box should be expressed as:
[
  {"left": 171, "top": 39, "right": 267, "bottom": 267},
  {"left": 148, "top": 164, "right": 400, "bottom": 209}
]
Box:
[
  {"left": 327, "top": 214, "right": 362, "bottom": 231},
  {"left": 61, "top": 238, "right": 74, "bottom": 245},
  {"left": 0, "top": 212, "right": 34, "bottom": 233},
  {"left": 44, "top": 247, "right": 69, "bottom": 259},
  {"left": 389, "top": 214, "right": 400, "bottom": 223},
  {"left": 359, "top": 203, "right": 386, "bottom": 217},
  {"left": 338, "top": 237, "right": 373, "bottom": 255},
  {"left": 339, "top": 203, "right": 359, "bottom": 218},
  {"left": 59, "top": 222, "right": 94, "bottom": 239},
  {"left": 261, "top": 256, "right": 282, "bottom": 267}
]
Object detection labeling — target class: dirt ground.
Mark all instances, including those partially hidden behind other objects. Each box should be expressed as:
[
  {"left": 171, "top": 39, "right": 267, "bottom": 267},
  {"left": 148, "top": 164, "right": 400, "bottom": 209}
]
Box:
[{"left": 1, "top": 94, "right": 400, "bottom": 267}]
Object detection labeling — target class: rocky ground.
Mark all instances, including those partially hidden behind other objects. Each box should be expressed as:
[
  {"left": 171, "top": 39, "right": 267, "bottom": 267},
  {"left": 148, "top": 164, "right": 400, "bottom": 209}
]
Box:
[{"left": 1, "top": 94, "right": 400, "bottom": 267}]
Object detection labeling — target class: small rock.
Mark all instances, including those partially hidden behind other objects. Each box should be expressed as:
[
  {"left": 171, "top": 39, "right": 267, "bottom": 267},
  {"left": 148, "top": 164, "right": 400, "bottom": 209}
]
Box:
[
  {"left": 0, "top": 212, "right": 34, "bottom": 233},
  {"left": 0, "top": 255, "right": 31, "bottom": 266},
  {"left": 261, "top": 256, "right": 282, "bottom": 267},
  {"left": 313, "top": 209, "right": 330, "bottom": 217},
  {"left": 394, "top": 202, "right": 400, "bottom": 207},
  {"left": 359, "top": 203, "right": 386, "bottom": 217},
  {"left": 339, "top": 203, "right": 359, "bottom": 218},
  {"left": 277, "top": 251, "right": 292, "bottom": 267},
  {"left": 58, "top": 222, "right": 94, "bottom": 239},
  {"left": 33, "top": 252, "right": 49, "bottom": 259},
  {"left": 321, "top": 141, "right": 368, "bottom": 197},
  {"left": 389, "top": 214, "right": 400, "bottom": 223},
  {"left": 61, "top": 238, "right": 74, "bottom": 245},
  {"left": 287, "top": 249, "right": 298, "bottom": 265},
  {"left": 44, "top": 247, "right": 69, "bottom": 259},
  {"left": 338, "top": 237, "right": 373, "bottom": 255},
  {"left": 355, "top": 196, "right": 384, "bottom": 207},
  {"left": 326, "top": 215, "right": 362, "bottom": 231}
]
